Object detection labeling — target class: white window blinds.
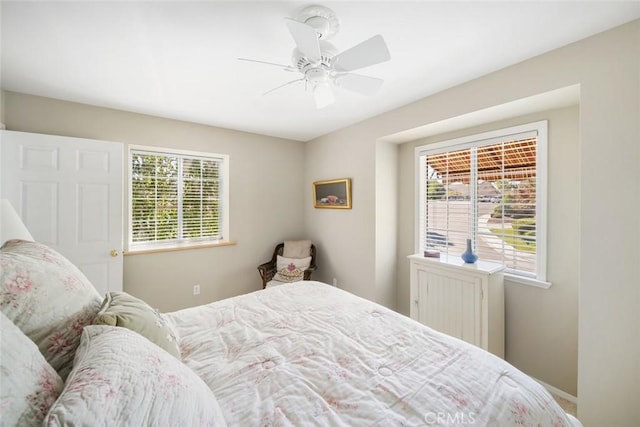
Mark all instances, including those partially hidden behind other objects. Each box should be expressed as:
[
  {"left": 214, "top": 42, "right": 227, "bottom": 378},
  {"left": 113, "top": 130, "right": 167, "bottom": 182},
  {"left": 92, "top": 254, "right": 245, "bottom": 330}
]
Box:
[
  {"left": 417, "top": 121, "right": 547, "bottom": 280},
  {"left": 130, "top": 149, "right": 223, "bottom": 246}
]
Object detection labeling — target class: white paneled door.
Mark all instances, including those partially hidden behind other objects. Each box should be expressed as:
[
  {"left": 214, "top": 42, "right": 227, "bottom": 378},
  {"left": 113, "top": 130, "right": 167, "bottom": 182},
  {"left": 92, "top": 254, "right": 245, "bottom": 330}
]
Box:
[{"left": 1, "top": 130, "right": 123, "bottom": 294}]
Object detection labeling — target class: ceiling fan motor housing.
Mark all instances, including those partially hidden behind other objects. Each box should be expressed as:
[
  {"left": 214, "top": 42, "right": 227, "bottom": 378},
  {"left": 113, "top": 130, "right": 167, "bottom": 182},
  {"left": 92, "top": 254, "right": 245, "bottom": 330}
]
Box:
[{"left": 291, "top": 40, "right": 338, "bottom": 72}]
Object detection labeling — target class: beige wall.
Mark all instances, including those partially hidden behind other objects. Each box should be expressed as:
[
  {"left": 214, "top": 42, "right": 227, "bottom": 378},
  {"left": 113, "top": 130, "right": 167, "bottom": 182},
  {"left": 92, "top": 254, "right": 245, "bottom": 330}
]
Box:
[
  {"left": 375, "top": 140, "right": 398, "bottom": 308},
  {"left": 306, "top": 20, "right": 639, "bottom": 425},
  {"left": 397, "top": 106, "right": 580, "bottom": 395},
  {"left": 304, "top": 126, "right": 378, "bottom": 299},
  {"left": 2, "top": 91, "right": 306, "bottom": 312},
  {"left": 0, "top": 90, "right": 5, "bottom": 126}
]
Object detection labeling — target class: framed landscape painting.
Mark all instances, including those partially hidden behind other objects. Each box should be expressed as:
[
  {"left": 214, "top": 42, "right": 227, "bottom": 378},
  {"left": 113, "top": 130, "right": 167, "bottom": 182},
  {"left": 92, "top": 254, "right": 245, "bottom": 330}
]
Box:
[{"left": 313, "top": 178, "right": 352, "bottom": 209}]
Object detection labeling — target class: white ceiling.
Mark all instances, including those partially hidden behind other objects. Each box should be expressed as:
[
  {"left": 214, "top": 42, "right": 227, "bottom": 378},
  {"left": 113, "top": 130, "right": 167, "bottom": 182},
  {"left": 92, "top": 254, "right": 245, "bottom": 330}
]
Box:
[{"left": 2, "top": 1, "right": 640, "bottom": 142}]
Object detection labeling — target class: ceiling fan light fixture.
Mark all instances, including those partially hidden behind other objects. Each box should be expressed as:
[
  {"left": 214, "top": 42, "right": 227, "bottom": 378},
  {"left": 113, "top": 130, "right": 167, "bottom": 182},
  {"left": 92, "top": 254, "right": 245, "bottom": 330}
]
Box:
[{"left": 313, "top": 83, "right": 334, "bottom": 109}]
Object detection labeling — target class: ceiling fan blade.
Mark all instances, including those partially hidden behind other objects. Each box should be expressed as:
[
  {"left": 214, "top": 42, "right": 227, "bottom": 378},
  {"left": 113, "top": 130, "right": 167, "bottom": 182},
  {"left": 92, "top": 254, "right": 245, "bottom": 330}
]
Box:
[
  {"left": 238, "top": 58, "right": 297, "bottom": 72},
  {"left": 332, "top": 35, "right": 390, "bottom": 72},
  {"left": 333, "top": 73, "right": 384, "bottom": 96},
  {"left": 313, "top": 84, "right": 334, "bottom": 109},
  {"left": 263, "top": 78, "right": 304, "bottom": 96},
  {"left": 285, "top": 18, "right": 321, "bottom": 62}
]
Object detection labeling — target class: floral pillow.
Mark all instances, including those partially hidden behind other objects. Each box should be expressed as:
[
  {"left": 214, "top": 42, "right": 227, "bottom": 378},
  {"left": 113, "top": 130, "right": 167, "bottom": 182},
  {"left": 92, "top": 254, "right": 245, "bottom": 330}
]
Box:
[
  {"left": 272, "top": 255, "right": 312, "bottom": 283},
  {"left": 0, "top": 311, "right": 64, "bottom": 426},
  {"left": 94, "top": 291, "right": 181, "bottom": 359},
  {"left": 0, "top": 240, "right": 102, "bottom": 380},
  {"left": 45, "top": 325, "right": 227, "bottom": 426}
]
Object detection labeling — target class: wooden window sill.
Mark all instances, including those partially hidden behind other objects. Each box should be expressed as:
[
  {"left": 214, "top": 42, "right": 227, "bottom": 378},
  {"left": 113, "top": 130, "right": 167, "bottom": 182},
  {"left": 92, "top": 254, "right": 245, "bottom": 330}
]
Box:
[{"left": 124, "top": 240, "right": 236, "bottom": 256}]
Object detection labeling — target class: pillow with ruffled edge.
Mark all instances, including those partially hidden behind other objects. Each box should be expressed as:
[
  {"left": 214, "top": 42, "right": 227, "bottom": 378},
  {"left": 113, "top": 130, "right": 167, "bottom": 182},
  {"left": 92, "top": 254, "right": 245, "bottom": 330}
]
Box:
[
  {"left": 0, "top": 311, "right": 64, "bottom": 426},
  {"left": 272, "top": 255, "right": 311, "bottom": 283},
  {"left": 0, "top": 240, "right": 102, "bottom": 380},
  {"left": 94, "top": 291, "right": 181, "bottom": 359},
  {"left": 45, "top": 325, "right": 227, "bottom": 426}
]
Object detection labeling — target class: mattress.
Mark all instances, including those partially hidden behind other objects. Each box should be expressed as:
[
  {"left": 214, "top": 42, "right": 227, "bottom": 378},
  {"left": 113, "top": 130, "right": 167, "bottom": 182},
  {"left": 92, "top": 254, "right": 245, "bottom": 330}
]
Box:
[{"left": 166, "top": 281, "right": 574, "bottom": 426}]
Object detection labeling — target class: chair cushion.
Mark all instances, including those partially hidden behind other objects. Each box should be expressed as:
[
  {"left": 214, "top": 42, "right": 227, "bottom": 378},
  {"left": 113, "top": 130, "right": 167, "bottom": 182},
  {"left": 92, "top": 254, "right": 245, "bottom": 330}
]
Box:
[{"left": 265, "top": 280, "right": 288, "bottom": 289}]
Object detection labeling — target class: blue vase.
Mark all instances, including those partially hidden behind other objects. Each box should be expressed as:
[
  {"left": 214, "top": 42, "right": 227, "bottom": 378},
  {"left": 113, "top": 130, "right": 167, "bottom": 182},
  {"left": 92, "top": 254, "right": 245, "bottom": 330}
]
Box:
[{"left": 461, "top": 239, "right": 478, "bottom": 263}]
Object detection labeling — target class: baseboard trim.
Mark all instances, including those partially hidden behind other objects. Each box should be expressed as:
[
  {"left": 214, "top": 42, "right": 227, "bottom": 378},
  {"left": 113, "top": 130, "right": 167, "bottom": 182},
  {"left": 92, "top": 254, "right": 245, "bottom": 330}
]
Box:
[{"left": 534, "top": 377, "right": 577, "bottom": 404}]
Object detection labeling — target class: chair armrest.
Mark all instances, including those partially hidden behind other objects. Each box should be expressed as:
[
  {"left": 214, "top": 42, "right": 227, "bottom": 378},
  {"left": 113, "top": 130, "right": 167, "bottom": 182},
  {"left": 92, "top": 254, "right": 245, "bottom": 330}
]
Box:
[
  {"left": 303, "top": 265, "right": 317, "bottom": 281},
  {"left": 258, "top": 262, "right": 277, "bottom": 288}
]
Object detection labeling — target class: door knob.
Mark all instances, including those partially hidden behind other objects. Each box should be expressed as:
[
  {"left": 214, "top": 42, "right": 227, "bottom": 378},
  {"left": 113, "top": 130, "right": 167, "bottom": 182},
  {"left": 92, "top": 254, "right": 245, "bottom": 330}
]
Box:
[{"left": 110, "top": 250, "right": 119, "bottom": 257}]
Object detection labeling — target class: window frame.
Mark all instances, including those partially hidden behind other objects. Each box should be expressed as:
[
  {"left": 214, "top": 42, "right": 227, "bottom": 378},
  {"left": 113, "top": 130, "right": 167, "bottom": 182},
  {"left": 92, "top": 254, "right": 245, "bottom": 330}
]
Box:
[
  {"left": 127, "top": 145, "right": 230, "bottom": 252},
  {"left": 414, "top": 121, "right": 549, "bottom": 287}
]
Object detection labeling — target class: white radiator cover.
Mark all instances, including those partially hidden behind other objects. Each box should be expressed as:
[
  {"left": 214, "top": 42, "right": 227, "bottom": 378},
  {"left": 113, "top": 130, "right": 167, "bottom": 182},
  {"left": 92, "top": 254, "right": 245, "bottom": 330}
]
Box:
[{"left": 409, "top": 254, "right": 505, "bottom": 358}]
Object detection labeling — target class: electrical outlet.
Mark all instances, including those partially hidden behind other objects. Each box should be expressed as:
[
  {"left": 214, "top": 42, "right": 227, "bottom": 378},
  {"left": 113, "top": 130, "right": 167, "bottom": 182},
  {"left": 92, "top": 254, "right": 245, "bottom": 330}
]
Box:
[
  {"left": 332, "top": 278, "right": 338, "bottom": 287},
  {"left": 193, "top": 284, "right": 200, "bottom": 296}
]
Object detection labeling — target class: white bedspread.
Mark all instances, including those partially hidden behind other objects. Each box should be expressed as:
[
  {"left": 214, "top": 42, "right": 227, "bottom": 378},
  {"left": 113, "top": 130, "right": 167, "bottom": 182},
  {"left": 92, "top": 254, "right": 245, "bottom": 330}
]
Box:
[{"left": 166, "top": 281, "right": 572, "bottom": 426}]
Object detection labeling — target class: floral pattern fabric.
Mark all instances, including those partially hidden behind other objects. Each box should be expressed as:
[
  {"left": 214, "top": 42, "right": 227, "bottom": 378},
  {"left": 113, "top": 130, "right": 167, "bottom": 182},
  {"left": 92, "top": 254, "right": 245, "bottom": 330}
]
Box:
[
  {"left": 45, "top": 325, "right": 227, "bottom": 426},
  {"left": 0, "top": 240, "right": 102, "bottom": 380},
  {"left": 166, "top": 281, "right": 573, "bottom": 426},
  {"left": 0, "top": 311, "right": 63, "bottom": 426}
]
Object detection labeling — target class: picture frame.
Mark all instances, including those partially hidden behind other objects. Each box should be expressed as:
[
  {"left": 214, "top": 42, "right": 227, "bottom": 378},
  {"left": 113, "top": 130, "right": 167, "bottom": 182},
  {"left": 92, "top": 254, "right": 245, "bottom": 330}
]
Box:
[{"left": 313, "top": 178, "right": 352, "bottom": 209}]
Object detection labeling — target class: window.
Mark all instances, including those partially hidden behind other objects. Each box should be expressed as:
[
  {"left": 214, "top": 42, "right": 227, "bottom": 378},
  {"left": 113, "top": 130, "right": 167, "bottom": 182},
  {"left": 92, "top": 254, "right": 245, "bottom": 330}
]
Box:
[
  {"left": 129, "top": 147, "right": 229, "bottom": 250},
  {"left": 415, "top": 121, "right": 547, "bottom": 283}
]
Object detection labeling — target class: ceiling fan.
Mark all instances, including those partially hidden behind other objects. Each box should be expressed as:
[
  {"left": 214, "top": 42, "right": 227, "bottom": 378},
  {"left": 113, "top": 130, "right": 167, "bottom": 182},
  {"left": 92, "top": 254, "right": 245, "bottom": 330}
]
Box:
[{"left": 239, "top": 5, "right": 391, "bottom": 109}]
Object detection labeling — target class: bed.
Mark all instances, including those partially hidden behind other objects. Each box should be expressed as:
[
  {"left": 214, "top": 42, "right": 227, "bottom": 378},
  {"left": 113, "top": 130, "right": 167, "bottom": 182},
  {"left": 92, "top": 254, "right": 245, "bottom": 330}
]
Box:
[{"left": 0, "top": 240, "right": 581, "bottom": 426}]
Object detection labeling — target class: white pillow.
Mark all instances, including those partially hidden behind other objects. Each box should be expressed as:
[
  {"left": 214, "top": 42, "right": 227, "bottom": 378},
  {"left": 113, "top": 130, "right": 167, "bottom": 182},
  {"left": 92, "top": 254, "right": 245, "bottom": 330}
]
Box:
[
  {"left": 282, "top": 240, "right": 311, "bottom": 258},
  {"left": 45, "top": 325, "right": 227, "bottom": 426},
  {"left": 0, "top": 311, "right": 64, "bottom": 426},
  {"left": 0, "top": 240, "right": 102, "bottom": 380},
  {"left": 272, "top": 255, "right": 312, "bottom": 283}
]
